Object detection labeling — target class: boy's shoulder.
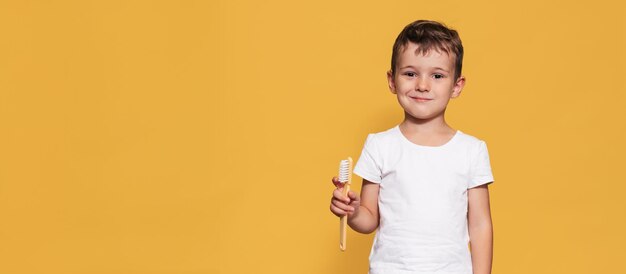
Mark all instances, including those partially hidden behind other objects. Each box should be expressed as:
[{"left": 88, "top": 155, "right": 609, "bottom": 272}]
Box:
[
  {"left": 455, "top": 130, "right": 487, "bottom": 145},
  {"left": 367, "top": 126, "right": 398, "bottom": 138},
  {"left": 364, "top": 126, "right": 401, "bottom": 145}
]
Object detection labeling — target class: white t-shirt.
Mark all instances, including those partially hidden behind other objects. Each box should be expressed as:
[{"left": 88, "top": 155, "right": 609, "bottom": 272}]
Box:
[{"left": 353, "top": 125, "right": 494, "bottom": 274}]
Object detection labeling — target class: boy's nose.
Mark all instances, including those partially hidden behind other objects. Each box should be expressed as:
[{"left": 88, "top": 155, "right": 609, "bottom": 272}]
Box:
[{"left": 415, "top": 77, "right": 430, "bottom": 92}]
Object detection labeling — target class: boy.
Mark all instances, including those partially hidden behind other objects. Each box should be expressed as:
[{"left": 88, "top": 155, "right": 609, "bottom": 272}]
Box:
[{"left": 329, "top": 20, "right": 494, "bottom": 274}]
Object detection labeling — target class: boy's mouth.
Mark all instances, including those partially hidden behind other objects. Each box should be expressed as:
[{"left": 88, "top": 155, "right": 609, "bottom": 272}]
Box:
[{"left": 410, "top": 96, "right": 432, "bottom": 102}]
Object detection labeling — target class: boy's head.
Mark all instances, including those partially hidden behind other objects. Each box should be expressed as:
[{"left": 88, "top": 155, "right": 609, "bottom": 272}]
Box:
[{"left": 390, "top": 20, "right": 463, "bottom": 80}]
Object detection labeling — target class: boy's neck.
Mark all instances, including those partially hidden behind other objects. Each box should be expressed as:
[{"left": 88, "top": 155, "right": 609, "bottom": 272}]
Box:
[{"left": 400, "top": 112, "right": 455, "bottom": 135}]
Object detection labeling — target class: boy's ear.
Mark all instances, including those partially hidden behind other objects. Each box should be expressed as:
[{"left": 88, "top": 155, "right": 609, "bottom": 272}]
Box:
[
  {"left": 451, "top": 75, "right": 465, "bottom": 98},
  {"left": 387, "top": 70, "right": 397, "bottom": 94}
]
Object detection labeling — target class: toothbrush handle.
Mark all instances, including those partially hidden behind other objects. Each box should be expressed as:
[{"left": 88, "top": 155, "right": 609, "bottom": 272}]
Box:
[{"left": 339, "top": 183, "right": 350, "bottom": 251}]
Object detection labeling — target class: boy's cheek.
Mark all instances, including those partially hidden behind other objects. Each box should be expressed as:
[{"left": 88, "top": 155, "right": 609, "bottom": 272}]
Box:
[{"left": 393, "top": 81, "right": 408, "bottom": 91}]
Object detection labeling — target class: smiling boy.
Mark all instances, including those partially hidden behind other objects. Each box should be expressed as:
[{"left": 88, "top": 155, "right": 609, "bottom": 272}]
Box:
[{"left": 330, "top": 20, "right": 494, "bottom": 274}]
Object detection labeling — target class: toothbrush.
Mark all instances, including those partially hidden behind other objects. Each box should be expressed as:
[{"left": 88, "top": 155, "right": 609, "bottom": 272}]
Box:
[{"left": 338, "top": 157, "right": 353, "bottom": 251}]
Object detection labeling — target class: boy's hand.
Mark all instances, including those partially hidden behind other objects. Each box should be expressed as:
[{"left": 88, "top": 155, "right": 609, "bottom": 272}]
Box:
[{"left": 329, "top": 176, "right": 360, "bottom": 218}]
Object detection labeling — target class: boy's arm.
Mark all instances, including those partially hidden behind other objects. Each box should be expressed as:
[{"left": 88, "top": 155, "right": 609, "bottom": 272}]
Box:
[
  {"left": 468, "top": 183, "right": 493, "bottom": 274},
  {"left": 347, "top": 179, "right": 379, "bottom": 234}
]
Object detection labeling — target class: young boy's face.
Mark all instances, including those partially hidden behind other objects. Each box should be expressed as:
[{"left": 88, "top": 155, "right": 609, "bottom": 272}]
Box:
[{"left": 387, "top": 42, "right": 465, "bottom": 122}]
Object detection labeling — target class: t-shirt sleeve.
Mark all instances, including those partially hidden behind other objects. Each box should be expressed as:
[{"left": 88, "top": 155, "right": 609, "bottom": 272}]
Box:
[
  {"left": 353, "top": 134, "right": 382, "bottom": 184},
  {"left": 468, "top": 140, "right": 494, "bottom": 189}
]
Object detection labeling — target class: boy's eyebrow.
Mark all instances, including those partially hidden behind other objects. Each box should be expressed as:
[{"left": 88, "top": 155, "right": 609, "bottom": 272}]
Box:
[
  {"left": 399, "top": 65, "right": 450, "bottom": 72},
  {"left": 432, "top": 67, "right": 450, "bottom": 72}
]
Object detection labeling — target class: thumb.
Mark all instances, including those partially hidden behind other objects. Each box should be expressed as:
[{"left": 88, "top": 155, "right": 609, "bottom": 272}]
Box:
[
  {"left": 331, "top": 176, "right": 344, "bottom": 188},
  {"left": 348, "top": 190, "right": 359, "bottom": 201}
]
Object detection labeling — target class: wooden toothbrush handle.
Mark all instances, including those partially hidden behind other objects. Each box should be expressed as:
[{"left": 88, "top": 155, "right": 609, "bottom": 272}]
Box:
[{"left": 339, "top": 183, "right": 350, "bottom": 251}]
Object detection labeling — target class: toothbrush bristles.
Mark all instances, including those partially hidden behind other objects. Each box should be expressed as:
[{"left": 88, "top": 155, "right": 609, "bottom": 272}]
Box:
[{"left": 339, "top": 159, "right": 351, "bottom": 183}]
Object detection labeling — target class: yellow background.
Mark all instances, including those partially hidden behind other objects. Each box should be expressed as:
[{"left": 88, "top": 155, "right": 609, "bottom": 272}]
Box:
[{"left": 1, "top": 0, "right": 625, "bottom": 273}]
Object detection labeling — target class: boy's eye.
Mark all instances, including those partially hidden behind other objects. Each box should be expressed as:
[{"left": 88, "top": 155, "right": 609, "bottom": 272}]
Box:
[
  {"left": 404, "top": 72, "right": 416, "bottom": 77},
  {"left": 433, "top": 74, "right": 445, "bottom": 79}
]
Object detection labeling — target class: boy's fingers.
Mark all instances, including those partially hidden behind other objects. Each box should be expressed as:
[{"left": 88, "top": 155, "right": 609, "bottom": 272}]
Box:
[
  {"left": 330, "top": 204, "right": 347, "bottom": 217},
  {"left": 331, "top": 199, "right": 352, "bottom": 213},
  {"left": 333, "top": 189, "right": 350, "bottom": 203},
  {"left": 331, "top": 198, "right": 355, "bottom": 212},
  {"left": 331, "top": 176, "right": 343, "bottom": 188},
  {"left": 348, "top": 191, "right": 359, "bottom": 200}
]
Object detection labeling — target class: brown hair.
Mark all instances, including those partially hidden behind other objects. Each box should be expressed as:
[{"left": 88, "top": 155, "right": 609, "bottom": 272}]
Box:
[{"left": 390, "top": 20, "right": 464, "bottom": 80}]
